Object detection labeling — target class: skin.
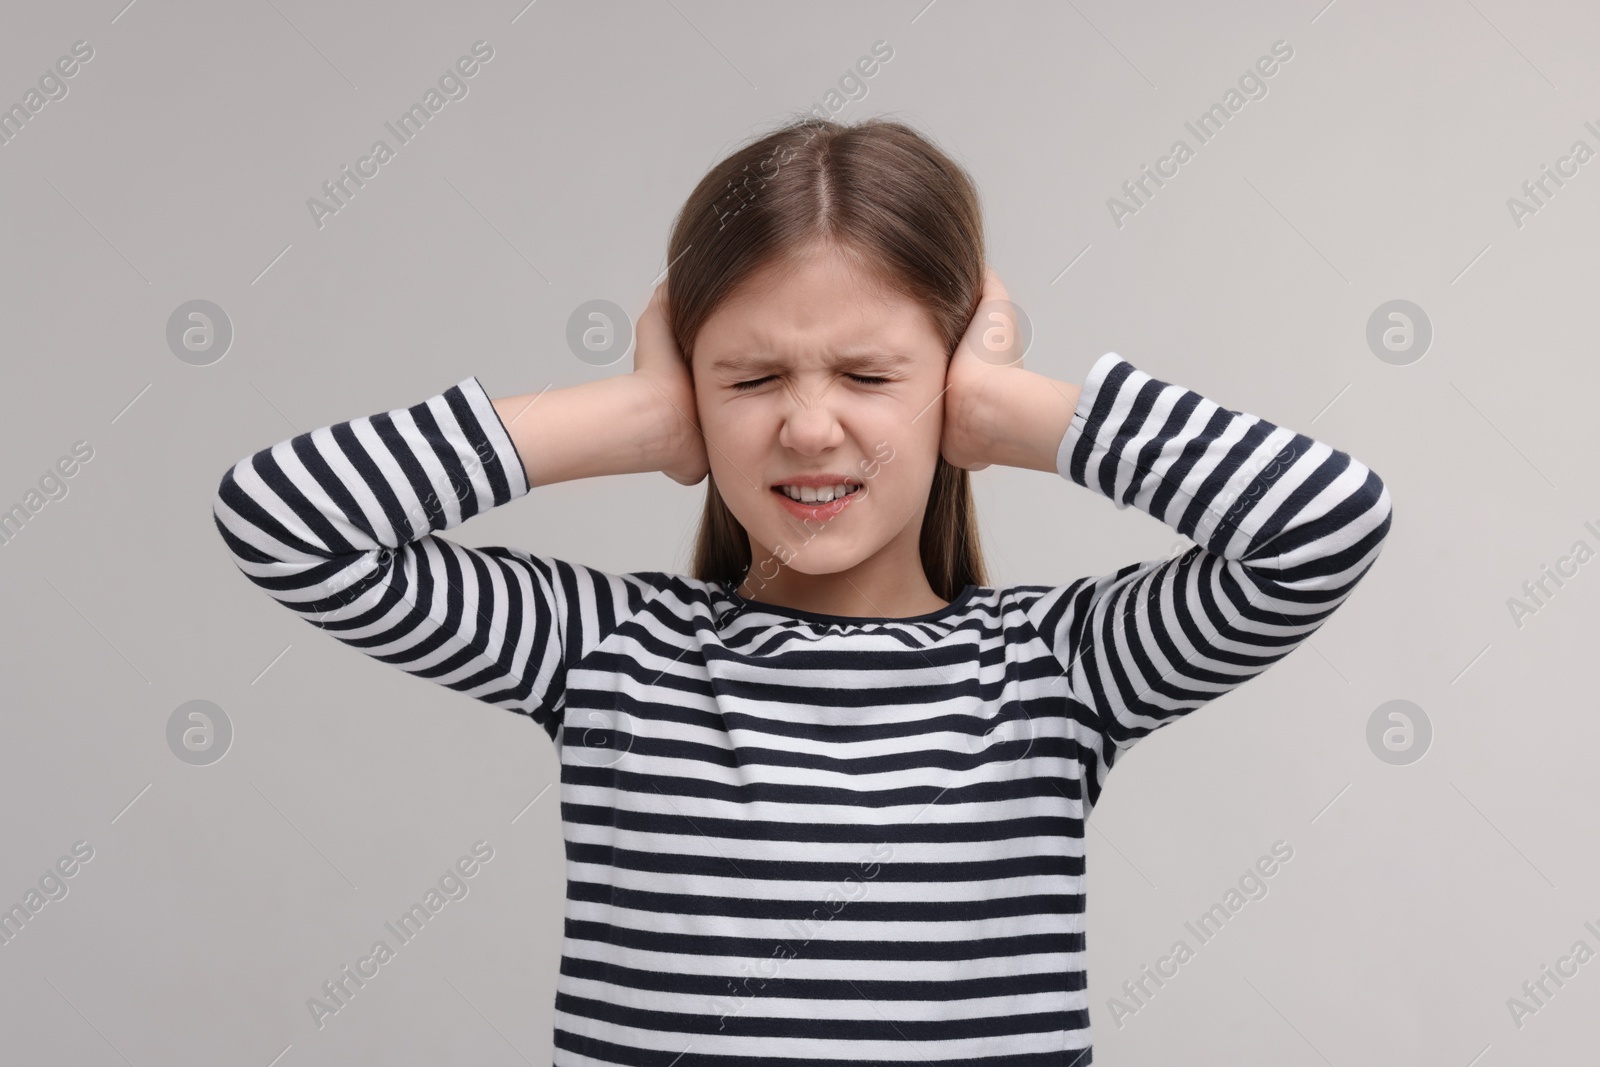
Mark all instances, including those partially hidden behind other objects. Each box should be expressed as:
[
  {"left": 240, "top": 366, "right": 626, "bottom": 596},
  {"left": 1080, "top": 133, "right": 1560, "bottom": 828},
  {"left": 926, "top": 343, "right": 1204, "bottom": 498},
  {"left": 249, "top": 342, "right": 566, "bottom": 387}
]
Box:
[
  {"left": 690, "top": 243, "right": 955, "bottom": 617},
  {"left": 491, "top": 245, "right": 1082, "bottom": 620},
  {"left": 658, "top": 239, "right": 1087, "bottom": 618}
]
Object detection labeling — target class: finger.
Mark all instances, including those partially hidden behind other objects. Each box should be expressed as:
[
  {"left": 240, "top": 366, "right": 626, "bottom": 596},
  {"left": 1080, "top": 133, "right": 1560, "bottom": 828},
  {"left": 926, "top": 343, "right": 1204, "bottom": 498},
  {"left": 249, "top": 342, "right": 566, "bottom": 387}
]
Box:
[
  {"left": 636, "top": 295, "right": 682, "bottom": 368},
  {"left": 644, "top": 285, "right": 662, "bottom": 329},
  {"left": 981, "top": 267, "right": 1022, "bottom": 368},
  {"left": 982, "top": 265, "right": 1008, "bottom": 304}
]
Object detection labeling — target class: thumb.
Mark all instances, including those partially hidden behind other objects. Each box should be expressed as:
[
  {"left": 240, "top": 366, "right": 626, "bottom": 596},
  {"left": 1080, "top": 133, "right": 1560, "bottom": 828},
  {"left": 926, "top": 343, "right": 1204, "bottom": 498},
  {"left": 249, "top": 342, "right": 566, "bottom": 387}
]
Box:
[{"left": 634, "top": 282, "right": 683, "bottom": 372}]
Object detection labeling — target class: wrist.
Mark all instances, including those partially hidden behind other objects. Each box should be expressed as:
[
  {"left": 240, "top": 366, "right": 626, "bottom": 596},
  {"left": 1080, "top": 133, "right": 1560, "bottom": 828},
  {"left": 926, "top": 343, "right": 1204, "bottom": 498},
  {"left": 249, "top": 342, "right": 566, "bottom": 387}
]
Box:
[
  {"left": 610, "top": 374, "right": 677, "bottom": 476},
  {"left": 623, "top": 372, "right": 700, "bottom": 477},
  {"left": 984, "top": 369, "right": 1080, "bottom": 474}
]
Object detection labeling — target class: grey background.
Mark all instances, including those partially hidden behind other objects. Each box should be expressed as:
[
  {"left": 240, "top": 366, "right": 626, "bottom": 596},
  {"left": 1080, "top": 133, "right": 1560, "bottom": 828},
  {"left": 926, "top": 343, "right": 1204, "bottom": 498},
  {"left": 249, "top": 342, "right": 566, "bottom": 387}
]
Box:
[{"left": 1, "top": 0, "right": 1593, "bottom": 1063}]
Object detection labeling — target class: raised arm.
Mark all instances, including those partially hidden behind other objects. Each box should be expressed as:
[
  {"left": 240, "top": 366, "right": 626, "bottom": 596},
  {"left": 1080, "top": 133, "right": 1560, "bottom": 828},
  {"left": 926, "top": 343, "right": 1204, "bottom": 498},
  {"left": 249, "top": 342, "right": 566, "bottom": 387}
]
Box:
[
  {"left": 999, "top": 353, "right": 1393, "bottom": 806},
  {"left": 211, "top": 288, "right": 703, "bottom": 741}
]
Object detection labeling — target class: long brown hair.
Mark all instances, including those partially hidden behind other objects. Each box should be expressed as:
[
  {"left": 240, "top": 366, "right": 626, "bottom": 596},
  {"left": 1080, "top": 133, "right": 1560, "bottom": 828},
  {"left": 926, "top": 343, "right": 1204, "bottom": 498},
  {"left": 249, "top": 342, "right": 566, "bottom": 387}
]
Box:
[{"left": 665, "top": 114, "right": 989, "bottom": 600}]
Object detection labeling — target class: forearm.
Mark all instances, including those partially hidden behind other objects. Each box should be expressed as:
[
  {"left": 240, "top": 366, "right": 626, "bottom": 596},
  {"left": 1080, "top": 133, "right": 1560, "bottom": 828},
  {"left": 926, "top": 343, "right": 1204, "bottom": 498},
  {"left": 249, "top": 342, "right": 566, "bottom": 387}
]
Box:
[
  {"left": 1026, "top": 353, "right": 1393, "bottom": 786},
  {"left": 491, "top": 375, "right": 670, "bottom": 487},
  {"left": 983, "top": 369, "right": 1082, "bottom": 474},
  {"left": 214, "top": 374, "right": 579, "bottom": 732},
  {"left": 1057, "top": 353, "right": 1392, "bottom": 577},
  {"left": 214, "top": 373, "right": 532, "bottom": 599}
]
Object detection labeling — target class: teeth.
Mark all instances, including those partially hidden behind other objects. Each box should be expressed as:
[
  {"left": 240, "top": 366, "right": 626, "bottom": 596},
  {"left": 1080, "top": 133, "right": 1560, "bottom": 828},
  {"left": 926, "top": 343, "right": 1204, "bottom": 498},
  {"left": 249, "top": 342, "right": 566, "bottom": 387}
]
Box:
[{"left": 780, "top": 483, "right": 857, "bottom": 503}]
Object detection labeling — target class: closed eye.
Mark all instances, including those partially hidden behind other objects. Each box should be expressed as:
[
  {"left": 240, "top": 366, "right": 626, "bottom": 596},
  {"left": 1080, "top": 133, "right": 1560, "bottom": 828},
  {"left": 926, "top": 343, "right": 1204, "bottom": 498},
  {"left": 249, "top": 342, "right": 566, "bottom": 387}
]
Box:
[{"left": 729, "top": 374, "right": 891, "bottom": 391}]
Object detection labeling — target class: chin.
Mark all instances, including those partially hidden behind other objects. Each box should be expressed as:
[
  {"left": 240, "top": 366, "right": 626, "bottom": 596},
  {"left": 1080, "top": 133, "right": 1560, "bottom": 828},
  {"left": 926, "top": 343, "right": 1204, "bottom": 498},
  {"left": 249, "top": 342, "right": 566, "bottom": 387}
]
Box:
[
  {"left": 776, "top": 550, "right": 862, "bottom": 576},
  {"left": 747, "top": 529, "right": 869, "bottom": 575}
]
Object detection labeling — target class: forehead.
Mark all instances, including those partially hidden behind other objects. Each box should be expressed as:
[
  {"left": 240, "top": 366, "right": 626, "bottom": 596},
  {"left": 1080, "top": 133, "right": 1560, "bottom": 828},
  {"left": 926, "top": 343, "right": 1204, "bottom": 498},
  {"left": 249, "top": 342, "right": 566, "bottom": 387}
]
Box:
[{"left": 694, "top": 248, "right": 939, "bottom": 358}]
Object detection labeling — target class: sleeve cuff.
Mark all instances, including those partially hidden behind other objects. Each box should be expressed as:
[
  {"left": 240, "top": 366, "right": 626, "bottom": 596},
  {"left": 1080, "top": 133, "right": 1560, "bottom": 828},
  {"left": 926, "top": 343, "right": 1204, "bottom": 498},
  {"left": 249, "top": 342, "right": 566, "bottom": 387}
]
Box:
[
  {"left": 456, "top": 375, "right": 532, "bottom": 501},
  {"left": 1055, "top": 352, "right": 1131, "bottom": 507}
]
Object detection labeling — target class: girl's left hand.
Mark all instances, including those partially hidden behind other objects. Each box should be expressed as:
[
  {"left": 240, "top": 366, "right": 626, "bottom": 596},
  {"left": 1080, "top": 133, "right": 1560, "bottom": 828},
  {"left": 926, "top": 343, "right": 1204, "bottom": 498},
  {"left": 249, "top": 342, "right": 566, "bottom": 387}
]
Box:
[{"left": 940, "top": 266, "right": 1025, "bottom": 472}]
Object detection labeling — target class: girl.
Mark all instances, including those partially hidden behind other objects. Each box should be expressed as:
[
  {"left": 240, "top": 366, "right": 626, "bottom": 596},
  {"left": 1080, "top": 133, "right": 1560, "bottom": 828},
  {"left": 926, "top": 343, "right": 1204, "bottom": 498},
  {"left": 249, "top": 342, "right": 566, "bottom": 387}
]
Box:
[{"left": 213, "top": 117, "right": 1392, "bottom": 1065}]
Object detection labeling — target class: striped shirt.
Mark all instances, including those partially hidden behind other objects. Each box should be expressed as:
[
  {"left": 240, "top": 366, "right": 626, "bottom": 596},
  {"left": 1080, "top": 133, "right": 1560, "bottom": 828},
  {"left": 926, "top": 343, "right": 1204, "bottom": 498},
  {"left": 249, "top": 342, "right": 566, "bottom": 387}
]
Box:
[{"left": 212, "top": 352, "right": 1392, "bottom": 1065}]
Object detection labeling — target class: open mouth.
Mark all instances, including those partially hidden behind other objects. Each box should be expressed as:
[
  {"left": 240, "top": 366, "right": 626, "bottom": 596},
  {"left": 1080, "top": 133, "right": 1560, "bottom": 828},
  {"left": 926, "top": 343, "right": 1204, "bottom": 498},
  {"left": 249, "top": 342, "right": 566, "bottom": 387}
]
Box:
[
  {"left": 769, "top": 478, "right": 866, "bottom": 519},
  {"left": 771, "top": 482, "right": 863, "bottom": 504}
]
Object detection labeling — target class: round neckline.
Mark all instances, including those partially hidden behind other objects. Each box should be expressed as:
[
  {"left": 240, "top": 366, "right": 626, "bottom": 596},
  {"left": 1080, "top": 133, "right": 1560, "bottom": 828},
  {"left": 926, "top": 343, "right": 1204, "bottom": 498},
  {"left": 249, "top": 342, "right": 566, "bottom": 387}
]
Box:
[{"left": 722, "top": 582, "right": 979, "bottom": 627}]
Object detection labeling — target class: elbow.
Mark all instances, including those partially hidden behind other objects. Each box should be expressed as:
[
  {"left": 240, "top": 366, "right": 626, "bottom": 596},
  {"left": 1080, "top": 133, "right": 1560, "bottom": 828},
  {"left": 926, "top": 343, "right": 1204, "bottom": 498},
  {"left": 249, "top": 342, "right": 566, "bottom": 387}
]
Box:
[
  {"left": 212, "top": 458, "right": 273, "bottom": 567},
  {"left": 1280, "top": 465, "right": 1393, "bottom": 593},
  {"left": 211, "top": 464, "right": 233, "bottom": 533},
  {"left": 1336, "top": 470, "right": 1393, "bottom": 585},
  {"left": 1365, "top": 470, "right": 1395, "bottom": 556},
  {"left": 1338, "top": 455, "right": 1394, "bottom": 556}
]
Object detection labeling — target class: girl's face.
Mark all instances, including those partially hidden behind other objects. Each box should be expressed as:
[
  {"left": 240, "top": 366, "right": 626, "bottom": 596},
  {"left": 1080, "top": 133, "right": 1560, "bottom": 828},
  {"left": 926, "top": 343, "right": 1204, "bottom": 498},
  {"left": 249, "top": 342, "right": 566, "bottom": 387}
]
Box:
[{"left": 691, "top": 243, "right": 950, "bottom": 598}]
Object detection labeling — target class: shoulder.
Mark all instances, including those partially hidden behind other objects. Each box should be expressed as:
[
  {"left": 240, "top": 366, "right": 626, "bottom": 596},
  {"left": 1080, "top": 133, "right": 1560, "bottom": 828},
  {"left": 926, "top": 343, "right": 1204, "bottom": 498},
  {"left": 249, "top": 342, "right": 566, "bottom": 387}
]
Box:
[{"left": 556, "top": 564, "right": 733, "bottom": 625}]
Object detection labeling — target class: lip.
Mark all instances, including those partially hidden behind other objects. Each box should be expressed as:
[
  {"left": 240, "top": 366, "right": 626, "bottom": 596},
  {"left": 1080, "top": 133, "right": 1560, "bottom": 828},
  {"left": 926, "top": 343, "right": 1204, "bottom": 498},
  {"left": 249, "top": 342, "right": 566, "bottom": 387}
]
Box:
[
  {"left": 771, "top": 482, "right": 864, "bottom": 521},
  {"left": 770, "top": 473, "right": 863, "bottom": 489}
]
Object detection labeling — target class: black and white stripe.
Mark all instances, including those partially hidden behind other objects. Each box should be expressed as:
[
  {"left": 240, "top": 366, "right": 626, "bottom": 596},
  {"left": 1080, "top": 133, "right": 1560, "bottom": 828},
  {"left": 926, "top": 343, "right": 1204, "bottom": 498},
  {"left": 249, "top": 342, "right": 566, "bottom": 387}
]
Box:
[
  {"left": 1026, "top": 353, "right": 1393, "bottom": 815},
  {"left": 213, "top": 352, "right": 1391, "bottom": 1065}
]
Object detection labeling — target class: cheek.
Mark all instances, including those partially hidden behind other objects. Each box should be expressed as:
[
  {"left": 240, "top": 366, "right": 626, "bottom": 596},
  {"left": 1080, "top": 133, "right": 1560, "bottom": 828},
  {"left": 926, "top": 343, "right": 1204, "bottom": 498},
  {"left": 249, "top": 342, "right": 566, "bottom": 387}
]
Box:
[
  {"left": 861, "top": 404, "right": 937, "bottom": 475},
  {"left": 700, "top": 410, "right": 769, "bottom": 518},
  {"left": 701, "top": 406, "right": 764, "bottom": 479}
]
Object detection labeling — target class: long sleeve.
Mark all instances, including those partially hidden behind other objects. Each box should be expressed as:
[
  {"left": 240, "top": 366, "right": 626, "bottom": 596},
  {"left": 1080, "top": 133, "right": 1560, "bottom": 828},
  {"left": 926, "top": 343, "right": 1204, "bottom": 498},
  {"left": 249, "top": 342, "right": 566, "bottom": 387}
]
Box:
[
  {"left": 1024, "top": 353, "right": 1393, "bottom": 810},
  {"left": 210, "top": 375, "right": 662, "bottom": 743}
]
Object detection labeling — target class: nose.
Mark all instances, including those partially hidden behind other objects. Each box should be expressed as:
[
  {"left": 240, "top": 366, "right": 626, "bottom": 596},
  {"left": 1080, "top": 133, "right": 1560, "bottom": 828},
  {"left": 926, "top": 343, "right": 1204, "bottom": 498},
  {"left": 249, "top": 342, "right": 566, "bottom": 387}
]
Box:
[{"left": 776, "top": 389, "right": 845, "bottom": 455}]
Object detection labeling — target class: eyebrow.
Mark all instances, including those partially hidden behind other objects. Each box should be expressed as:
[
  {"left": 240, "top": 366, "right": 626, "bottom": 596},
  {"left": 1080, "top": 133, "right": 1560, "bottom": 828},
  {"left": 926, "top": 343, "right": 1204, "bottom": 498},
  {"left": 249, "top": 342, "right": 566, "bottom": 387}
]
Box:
[{"left": 708, "top": 351, "right": 913, "bottom": 373}]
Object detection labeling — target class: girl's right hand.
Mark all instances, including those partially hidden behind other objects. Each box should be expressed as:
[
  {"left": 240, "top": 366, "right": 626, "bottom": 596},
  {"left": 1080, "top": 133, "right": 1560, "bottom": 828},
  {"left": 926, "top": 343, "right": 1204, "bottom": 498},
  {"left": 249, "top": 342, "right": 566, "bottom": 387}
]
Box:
[{"left": 633, "top": 282, "right": 710, "bottom": 486}]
